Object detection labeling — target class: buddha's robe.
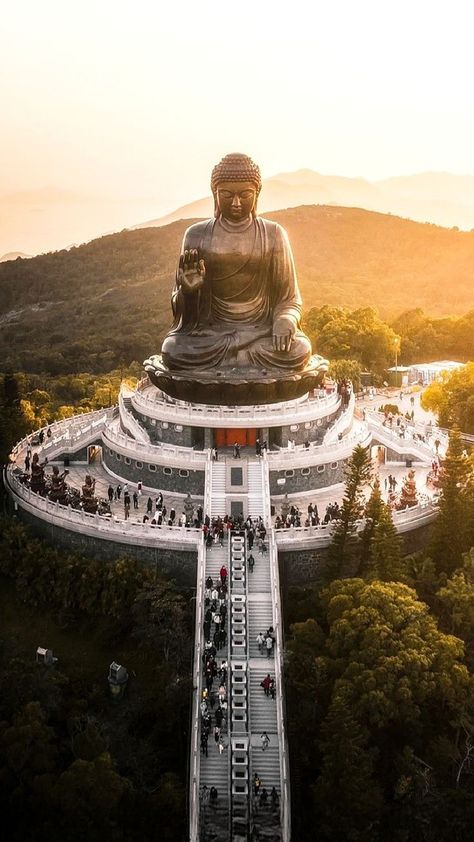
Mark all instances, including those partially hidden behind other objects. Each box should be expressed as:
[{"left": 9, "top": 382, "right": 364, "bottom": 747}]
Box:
[{"left": 161, "top": 216, "right": 312, "bottom": 371}]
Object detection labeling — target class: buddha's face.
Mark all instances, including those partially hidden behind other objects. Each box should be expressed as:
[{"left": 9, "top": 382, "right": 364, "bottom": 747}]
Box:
[{"left": 216, "top": 180, "right": 257, "bottom": 222}]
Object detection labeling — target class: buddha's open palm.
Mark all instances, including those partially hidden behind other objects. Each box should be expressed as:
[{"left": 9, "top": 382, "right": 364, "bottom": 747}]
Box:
[
  {"left": 273, "top": 315, "right": 295, "bottom": 352},
  {"left": 178, "top": 249, "right": 206, "bottom": 294}
]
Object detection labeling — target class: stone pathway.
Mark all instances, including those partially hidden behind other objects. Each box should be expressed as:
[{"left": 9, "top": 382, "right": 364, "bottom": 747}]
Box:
[{"left": 271, "top": 462, "right": 433, "bottom": 524}]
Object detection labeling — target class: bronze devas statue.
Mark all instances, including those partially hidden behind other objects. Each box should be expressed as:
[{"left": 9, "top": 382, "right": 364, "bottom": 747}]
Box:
[{"left": 145, "top": 153, "right": 328, "bottom": 404}]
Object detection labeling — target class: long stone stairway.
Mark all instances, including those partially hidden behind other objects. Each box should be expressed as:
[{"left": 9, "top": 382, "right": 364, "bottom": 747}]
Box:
[
  {"left": 248, "top": 534, "right": 281, "bottom": 839},
  {"left": 247, "top": 460, "right": 265, "bottom": 520},
  {"left": 198, "top": 542, "right": 230, "bottom": 840},
  {"left": 191, "top": 454, "right": 290, "bottom": 841},
  {"left": 210, "top": 462, "right": 226, "bottom": 519}
]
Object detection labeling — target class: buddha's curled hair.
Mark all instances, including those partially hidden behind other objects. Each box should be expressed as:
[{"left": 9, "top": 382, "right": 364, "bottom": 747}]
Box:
[{"left": 211, "top": 153, "right": 262, "bottom": 217}]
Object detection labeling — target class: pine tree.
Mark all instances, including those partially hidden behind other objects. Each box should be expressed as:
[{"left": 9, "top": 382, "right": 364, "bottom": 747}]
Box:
[
  {"left": 430, "top": 428, "right": 473, "bottom": 576},
  {"left": 359, "top": 477, "right": 404, "bottom": 581},
  {"left": 370, "top": 504, "right": 404, "bottom": 582},
  {"left": 325, "top": 444, "right": 373, "bottom": 582},
  {"left": 359, "top": 477, "right": 384, "bottom": 576}
]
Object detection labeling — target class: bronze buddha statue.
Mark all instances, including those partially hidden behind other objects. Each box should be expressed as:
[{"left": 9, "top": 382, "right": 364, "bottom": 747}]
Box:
[{"left": 145, "top": 153, "right": 327, "bottom": 404}]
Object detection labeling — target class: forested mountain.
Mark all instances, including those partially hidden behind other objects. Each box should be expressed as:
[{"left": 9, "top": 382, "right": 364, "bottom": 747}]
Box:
[{"left": 1, "top": 205, "right": 473, "bottom": 374}]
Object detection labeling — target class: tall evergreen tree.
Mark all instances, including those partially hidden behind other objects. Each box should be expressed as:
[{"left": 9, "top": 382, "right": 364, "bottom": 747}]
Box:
[
  {"left": 359, "top": 477, "right": 384, "bottom": 576},
  {"left": 324, "top": 444, "right": 372, "bottom": 582},
  {"left": 359, "top": 478, "right": 403, "bottom": 581},
  {"left": 370, "top": 504, "right": 404, "bottom": 582},
  {"left": 430, "top": 428, "right": 474, "bottom": 576}
]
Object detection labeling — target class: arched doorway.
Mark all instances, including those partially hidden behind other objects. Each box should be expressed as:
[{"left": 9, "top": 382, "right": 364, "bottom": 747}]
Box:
[
  {"left": 371, "top": 444, "right": 386, "bottom": 465},
  {"left": 88, "top": 445, "right": 102, "bottom": 464}
]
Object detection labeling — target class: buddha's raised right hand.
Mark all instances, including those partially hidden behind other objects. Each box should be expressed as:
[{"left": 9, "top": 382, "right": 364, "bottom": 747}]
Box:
[{"left": 178, "top": 249, "right": 206, "bottom": 294}]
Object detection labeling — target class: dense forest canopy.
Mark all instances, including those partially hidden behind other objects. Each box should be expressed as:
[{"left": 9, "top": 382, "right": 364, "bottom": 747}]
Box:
[{"left": 285, "top": 435, "right": 474, "bottom": 842}]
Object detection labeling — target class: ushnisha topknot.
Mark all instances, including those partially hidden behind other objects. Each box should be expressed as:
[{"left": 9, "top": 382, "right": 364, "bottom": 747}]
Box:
[{"left": 211, "top": 153, "right": 262, "bottom": 196}]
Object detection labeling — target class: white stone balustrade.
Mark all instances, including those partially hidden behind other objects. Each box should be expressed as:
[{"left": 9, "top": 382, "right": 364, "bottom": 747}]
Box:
[
  {"left": 268, "top": 529, "right": 291, "bottom": 840},
  {"left": 102, "top": 423, "right": 208, "bottom": 468},
  {"left": 5, "top": 467, "right": 201, "bottom": 549},
  {"left": 130, "top": 384, "right": 341, "bottom": 428},
  {"left": 367, "top": 414, "right": 443, "bottom": 461},
  {"left": 10, "top": 409, "right": 113, "bottom": 463},
  {"left": 274, "top": 499, "right": 438, "bottom": 549},
  {"left": 266, "top": 427, "right": 372, "bottom": 469},
  {"left": 322, "top": 392, "right": 356, "bottom": 442},
  {"left": 118, "top": 392, "right": 150, "bottom": 444}
]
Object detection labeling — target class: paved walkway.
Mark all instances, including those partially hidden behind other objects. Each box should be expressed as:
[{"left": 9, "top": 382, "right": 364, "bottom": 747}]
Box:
[
  {"left": 271, "top": 462, "right": 433, "bottom": 523},
  {"left": 15, "top": 438, "right": 203, "bottom": 524},
  {"left": 356, "top": 386, "right": 437, "bottom": 428},
  {"left": 64, "top": 462, "right": 204, "bottom": 522}
]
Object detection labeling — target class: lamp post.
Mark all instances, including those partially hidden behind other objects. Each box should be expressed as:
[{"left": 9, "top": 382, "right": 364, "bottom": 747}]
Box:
[{"left": 394, "top": 337, "right": 401, "bottom": 386}]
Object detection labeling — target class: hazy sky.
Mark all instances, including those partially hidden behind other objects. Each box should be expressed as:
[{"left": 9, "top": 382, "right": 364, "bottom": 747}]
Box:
[{"left": 2, "top": 0, "right": 474, "bottom": 214}]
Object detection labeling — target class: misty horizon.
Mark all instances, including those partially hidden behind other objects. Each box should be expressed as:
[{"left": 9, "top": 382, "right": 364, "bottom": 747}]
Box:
[{"left": 3, "top": 166, "right": 474, "bottom": 261}]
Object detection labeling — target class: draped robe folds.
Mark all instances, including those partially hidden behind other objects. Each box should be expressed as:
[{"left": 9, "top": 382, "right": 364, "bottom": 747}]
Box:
[{"left": 161, "top": 216, "right": 312, "bottom": 371}]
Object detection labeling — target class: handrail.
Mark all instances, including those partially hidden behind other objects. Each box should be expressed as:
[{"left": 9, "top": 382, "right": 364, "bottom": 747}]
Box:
[
  {"left": 131, "top": 385, "right": 341, "bottom": 428},
  {"left": 269, "top": 528, "right": 291, "bottom": 841},
  {"left": 242, "top": 528, "right": 252, "bottom": 840},
  {"left": 6, "top": 467, "right": 201, "bottom": 547},
  {"left": 118, "top": 392, "right": 150, "bottom": 444},
  {"left": 322, "top": 391, "right": 355, "bottom": 443},
  {"left": 261, "top": 451, "right": 272, "bottom": 528},
  {"left": 189, "top": 536, "right": 206, "bottom": 842},
  {"left": 367, "top": 413, "right": 447, "bottom": 459},
  {"left": 204, "top": 450, "right": 212, "bottom": 520},
  {"left": 439, "top": 426, "right": 474, "bottom": 445},
  {"left": 10, "top": 409, "right": 113, "bottom": 463},
  {"left": 274, "top": 499, "right": 439, "bottom": 547},
  {"left": 226, "top": 529, "right": 233, "bottom": 840},
  {"left": 102, "top": 424, "right": 207, "bottom": 468},
  {"left": 266, "top": 429, "right": 372, "bottom": 468}
]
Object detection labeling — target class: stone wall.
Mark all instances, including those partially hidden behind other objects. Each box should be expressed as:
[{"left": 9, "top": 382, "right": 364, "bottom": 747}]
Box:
[
  {"left": 136, "top": 413, "right": 195, "bottom": 447},
  {"left": 278, "top": 520, "right": 435, "bottom": 585},
  {"left": 102, "top": 446, "right": 205, "bottom": 494},
  {"left": 371, "top": 438, "right": 424, "bottom": 465},
  {"left": 278, "top": 406, "right": 341, "bottom": 447},
  {"left": 269, "top": 459, "right": 347, "bottom": 495},
  {"left": 14, "top": 506, "right": 198, "bottom": 586},
  {"left": 54, "top": 441, "right": 102, "bottom": 465}
]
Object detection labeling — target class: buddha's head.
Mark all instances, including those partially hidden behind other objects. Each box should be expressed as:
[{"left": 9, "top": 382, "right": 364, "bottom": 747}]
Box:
[{"left": 211, "top": 153, "right": 261, "bottom": 221}]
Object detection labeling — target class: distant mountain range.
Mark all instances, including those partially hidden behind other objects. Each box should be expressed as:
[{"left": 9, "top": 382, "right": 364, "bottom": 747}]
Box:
[
  {"left": 134, "top": 169, "right": 474, "bottom": 232},
  {"left": 2, "top": 170, "right": 474, "bottom": 258},
  {"left": 0, "top": 251, "right": 31, "bottom": 262},
  {"left": 0, "top": 204, "right": 473, "bottom": 375}
]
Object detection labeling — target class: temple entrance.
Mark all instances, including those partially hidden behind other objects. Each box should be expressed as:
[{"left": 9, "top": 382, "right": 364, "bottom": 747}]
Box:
[
  {"left": 214, "top": 428, "right": 257, "bottom": 448},
  {"left": 371, "top": 444, "right": 386, "bottom": 465},
  {"left": 88, "top": 445, "right": 102, "bottom": 464},
  {"left": 191, "top": 427, "right": 205, "bottom": 449}
]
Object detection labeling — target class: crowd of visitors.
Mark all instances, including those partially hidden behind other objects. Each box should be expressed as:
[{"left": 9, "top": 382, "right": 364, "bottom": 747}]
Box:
[
  {"left": 203, "top": 513, "right": 268, "bottom": 553},
  {"left": 275, "top": 500, "right": 341, "bottom": 529},
  {"left": 256, "top": 628, "right": 276, "bottom": 661},
  {"left": 253, "top": 773, "right": 279, "bottom": 811},
  {"left": 200, "top": 570, "right": 229, "bottom": 760}
]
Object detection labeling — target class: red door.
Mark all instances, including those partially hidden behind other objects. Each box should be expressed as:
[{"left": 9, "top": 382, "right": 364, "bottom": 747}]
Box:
[{"left": 214, "top": 429, "right": 257, "bottom": 447}]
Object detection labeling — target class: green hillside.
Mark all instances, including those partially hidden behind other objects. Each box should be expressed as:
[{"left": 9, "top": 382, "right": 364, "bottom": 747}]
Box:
[{"left": 0, "top": 205, "right": 473, "bottom": 374}]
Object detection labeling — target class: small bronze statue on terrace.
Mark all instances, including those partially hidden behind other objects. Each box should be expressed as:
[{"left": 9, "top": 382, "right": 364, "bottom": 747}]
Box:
[
  {"left": 81, "top": 474, "right": 98, "bottom": 514},
  {"left": 30, "top": 453, "right": 47, "bottom": 495},
  {"left": 48, "top": 466, "right": 69, "bottom": 505}
]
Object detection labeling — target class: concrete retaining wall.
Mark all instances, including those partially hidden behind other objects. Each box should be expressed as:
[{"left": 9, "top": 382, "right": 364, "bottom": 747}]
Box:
[{"left": 102, "top": 446, "right": 205, "bottom": 494}]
